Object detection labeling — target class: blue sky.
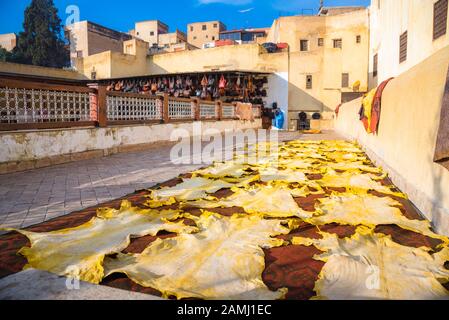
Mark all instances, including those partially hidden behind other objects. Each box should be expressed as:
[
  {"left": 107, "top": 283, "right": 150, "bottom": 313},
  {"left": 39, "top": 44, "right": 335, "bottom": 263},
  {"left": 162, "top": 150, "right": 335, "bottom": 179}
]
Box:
[{"left": 0, "top": 0, "right": 370, "bottom": 35}]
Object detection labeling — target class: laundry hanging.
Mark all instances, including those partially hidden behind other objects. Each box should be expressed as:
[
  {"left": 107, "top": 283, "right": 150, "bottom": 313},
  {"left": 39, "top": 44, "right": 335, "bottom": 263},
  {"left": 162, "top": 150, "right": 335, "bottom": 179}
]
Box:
[{"left": 359, "top": 78, "right": 394, "bottom": 134}]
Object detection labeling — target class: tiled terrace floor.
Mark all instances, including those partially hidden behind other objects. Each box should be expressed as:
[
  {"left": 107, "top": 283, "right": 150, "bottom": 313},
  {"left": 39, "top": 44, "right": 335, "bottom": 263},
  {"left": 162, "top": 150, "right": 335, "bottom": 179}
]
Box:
[{"left": 0, "top": 130, "right": 342, "bottom": 229}]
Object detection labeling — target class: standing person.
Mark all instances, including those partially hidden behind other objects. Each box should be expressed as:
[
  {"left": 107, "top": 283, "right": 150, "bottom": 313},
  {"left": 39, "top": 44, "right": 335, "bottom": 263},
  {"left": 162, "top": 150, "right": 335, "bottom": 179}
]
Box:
[{"left": 272, "top": 103, "right": 285, "bottom": 130}]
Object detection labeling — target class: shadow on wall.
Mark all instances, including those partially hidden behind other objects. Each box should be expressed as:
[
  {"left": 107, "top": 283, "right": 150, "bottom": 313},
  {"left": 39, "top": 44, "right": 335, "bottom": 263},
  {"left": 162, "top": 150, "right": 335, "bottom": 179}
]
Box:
[
  {"left": 428, "top": 113, "right": 445, "bottom": 232},
  {"left": 368, "top": 71, "right": 379, "bottom": 91},
  {"left": 287, "top": 81, "right": 333, "bottom": 113},
  {"left": 429, "top": 67, "right": 449, "bottom": 231}
]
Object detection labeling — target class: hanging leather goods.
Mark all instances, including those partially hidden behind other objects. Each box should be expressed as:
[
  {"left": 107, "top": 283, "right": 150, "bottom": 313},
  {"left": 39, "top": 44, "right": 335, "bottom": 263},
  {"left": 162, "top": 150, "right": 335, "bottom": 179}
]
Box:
[{"left": 201, "top": 75, "right": 208, "bottom": 87}]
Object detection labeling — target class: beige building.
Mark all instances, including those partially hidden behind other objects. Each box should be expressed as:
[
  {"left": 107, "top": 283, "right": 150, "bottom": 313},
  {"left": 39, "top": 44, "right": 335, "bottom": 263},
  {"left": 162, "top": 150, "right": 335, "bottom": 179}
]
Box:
[
  {"left": 131, "top": 20, "right": 169, "bottom": 47},
  {"left": 0, "top": 33, "right": 17, "bottom": 51},
  {"left": 187, "top": 21, "right": 226, "bottom": 48},
  {"left": 75, "top": 7, "right": 369, "bottom": 129},
  {"left": 158, "top": 30, "right": 187, "bottom": 47},
  {"left": 65, "top": 21, "right": 132, "bottom": 66},
  {"left": 264, "top": 7, "right": 369, "bottom": 126},
  {"left": 369, "top": 0, "right": 449, "bottom": 88},
  {"left": 157, "top": 30, "right": 198, "bottom": 52}
]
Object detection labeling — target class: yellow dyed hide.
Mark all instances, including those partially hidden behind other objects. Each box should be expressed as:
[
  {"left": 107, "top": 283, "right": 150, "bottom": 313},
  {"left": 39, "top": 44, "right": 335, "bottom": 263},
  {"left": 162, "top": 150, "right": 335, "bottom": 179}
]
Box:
[
  {"left": 150, "top": 177, "right": 233, "bottom": 201},
  {"left": 259, "top": 167, "right": 308, "bottom": 183},
  {"left": 308, "top": 193, "right": 448, "bottom": 243},
  {"left": 292, "top": 228, "right": 449, "bottom": 300},
  {"left": 104, "top": 212, "right": 289, "bottom": 300},
  {"left": 318, "top": 169, "right": 405, "bottom": 197},
  {"left": 193, "top": 161, "right": 249, "bottom": 178},
  {"left": 13, "top": 201, "right": 197, "bottom": 284},
  {"left": 187, "top": 185, "right": 312, "bottom": 218}
]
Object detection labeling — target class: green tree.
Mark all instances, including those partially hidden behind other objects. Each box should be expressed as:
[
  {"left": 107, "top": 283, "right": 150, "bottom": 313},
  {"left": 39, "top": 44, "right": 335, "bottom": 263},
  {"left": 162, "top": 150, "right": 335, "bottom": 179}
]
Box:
[
  {"left": 12, "top": 0, "right": 69, "bottom": 68},
  {"left": 0, "top": 46, "right": 12, "bottom": 62}
]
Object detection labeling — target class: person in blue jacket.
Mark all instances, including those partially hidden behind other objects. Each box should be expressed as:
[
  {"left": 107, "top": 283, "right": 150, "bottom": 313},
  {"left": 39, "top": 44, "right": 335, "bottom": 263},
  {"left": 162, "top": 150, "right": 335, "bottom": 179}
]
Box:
[{"left": 272, "top": 103, "right": 285, "bottom": 130}]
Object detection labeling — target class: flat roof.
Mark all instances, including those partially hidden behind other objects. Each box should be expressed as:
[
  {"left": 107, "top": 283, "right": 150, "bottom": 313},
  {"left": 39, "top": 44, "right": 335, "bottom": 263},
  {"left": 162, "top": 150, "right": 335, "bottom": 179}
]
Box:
[
  {"left": 187, "top": 20, "right": 225, "bottom": 25},
  {"left": 135, "top": 20, "right": 169, "bottom": 29},
  {"left": 318, "top": 6, "right": 366, "bottom": 16},
  {"left": 220, "top": 28, "right": 268, "bottom": 34}
]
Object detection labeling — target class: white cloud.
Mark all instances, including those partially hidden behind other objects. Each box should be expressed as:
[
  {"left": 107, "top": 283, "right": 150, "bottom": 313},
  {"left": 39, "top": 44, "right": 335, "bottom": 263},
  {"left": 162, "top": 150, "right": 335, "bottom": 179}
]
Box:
[
  {"left": 239, "top": 7, "right": 254, "bottom": 13},
  {"left": 198, "top": 0, "right": 253, "bottom": 5}
]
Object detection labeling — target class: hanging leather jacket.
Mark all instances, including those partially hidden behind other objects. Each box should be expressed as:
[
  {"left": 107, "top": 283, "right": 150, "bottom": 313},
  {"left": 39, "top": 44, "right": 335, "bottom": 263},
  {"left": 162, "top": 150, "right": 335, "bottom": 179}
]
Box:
[
  {"left": 248, "top": 76, "right": 254, "bottom": 93},
  {"left": 114, "top": 81, "right": 123, "bottom": 91},
  {"left": 151, "top": 82, "right": 158, "bottom": 93},
  {"left": 219, "top": 75, "right": 227, "bottom": 89},
  {"left": 201, "top": 75, "right": 208, "bottom": 87},
  {"left": 213, "top": 87, "right": 220, "bottom": 99}
]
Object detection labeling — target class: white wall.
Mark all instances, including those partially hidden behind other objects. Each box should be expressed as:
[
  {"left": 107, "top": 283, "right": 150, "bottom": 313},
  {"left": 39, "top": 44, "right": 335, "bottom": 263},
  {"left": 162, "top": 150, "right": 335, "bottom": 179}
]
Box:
[
  {"left": 369, "top": 0, "right": 449, "bottom": 88},
  {"left": 0, "top": 120, "right": 262, "bottom": 163},
  {"left": 336, "top": 45, "right": 449, "bottom": 236},
  {"left": 265, "top": 72, "right": 289, "bottom": 129}
]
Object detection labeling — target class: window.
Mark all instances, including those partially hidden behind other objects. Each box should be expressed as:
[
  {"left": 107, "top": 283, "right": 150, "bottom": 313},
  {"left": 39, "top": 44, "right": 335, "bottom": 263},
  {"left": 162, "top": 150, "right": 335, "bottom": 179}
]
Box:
[
  {"left": 433, "top": 0, "right": 448, "bottom": 40},
  {"left": 373, "top": 53, "right": 378, "bottom": 77},
  {"left": 206, "top": 35, "right": 209, "bottom": 39},
  {"left": 136, "top": 32, "right": 140, "bottom": 36},
  {"left": 318, "top": 38, "right": 324, "bottom": 46},
  {"left": 213, "top": 23, "right": 218, "bottom": 28},
  {"left": 333, "top": 39, "right": 342, "bottom": 48},
  {"left": 399, "top": 31, "right": 407, "bottom": 63},
  {"left": 150, "top": 31, "right": 154, "bottom": 36},
  {"left": 378, "top": 0, "right": 381, "bottom": 10},
  {"left": 193, "top": 36, "right": 197, "bottom": 40},
  {"left": 306, "top": 75, "right": 313, "bottom": 89},
  {"left": 76, "top": 50, "right": 83, "bottom": 58},
  {"left": 300, "top": 39, "right": 309, "bottom": 51},
  {"left": 212, "top": 36, "right": 215, "bottom": 41},
  {"left": 190, "top": 26, "right": 194, "bottom": 32},
  {"left": 202, "top": 25, "right": 207, "bottom": 31},
  {"left": 356, "top": 35, "right": 361, "bottom": 43},
  {"left": 342, "top": 73, "right": 349, "bottom": 88}
]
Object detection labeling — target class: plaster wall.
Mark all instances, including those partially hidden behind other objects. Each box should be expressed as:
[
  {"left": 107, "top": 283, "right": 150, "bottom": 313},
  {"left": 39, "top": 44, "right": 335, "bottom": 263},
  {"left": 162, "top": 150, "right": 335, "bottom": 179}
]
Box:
[
  {"left": 0, "top": 120, "right": 262, "bottom": 164},
  {"left": 335, "top": 45, "right": 449, "bottom": 235}
]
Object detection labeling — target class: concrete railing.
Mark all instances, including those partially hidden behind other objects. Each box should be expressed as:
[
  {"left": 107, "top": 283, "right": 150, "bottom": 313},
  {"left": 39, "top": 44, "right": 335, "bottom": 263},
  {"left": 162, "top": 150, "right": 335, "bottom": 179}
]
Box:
[{"left": 0, "top": 78, "right": 262, "bottom": 131}]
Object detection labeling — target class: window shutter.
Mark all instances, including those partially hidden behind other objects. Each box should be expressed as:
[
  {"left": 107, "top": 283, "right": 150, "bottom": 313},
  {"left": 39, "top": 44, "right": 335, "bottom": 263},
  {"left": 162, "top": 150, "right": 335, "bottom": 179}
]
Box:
[
  {"left": 373, "top": 53, "right": 378, "bottom": 78},
  {"left": 333, "top": 39, "right": 342, "bottom": 49},
  {"left": 306, "top": 75, "right": 313, "bottom": 89},
  {"left": 399, "top": 31, "right": 408, "bottom": 63},
  {"left": 434, "top": 0, "right": 448, "bottom": 40},
  {"left": 300, "top": 40, "right": 309, "bottom": 51}
]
